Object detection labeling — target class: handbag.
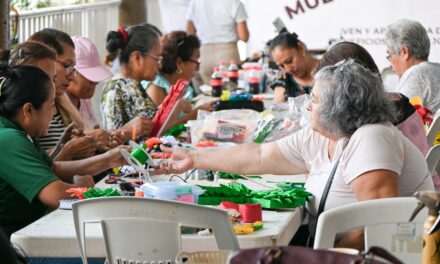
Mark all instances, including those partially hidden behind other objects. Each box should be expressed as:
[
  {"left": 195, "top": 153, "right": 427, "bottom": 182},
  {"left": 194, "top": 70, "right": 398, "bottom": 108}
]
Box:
[{"left": 228, "top": 246, "right": 403, "bottom": 264}]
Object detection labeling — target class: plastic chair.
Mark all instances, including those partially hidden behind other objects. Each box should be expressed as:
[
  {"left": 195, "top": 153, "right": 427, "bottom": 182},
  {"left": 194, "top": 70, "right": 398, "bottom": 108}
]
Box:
[
  {"left": 101, "top": 218, "right": 180, "bottom": 264},
  {"left": 427, "top": 111, "right": 440, "bottom": 146},
  {"left": 426, "top": 144, "right": 440, "bottom": 175},
  {"left": 72, "top": 197, "right": 239, "bottom": 264},
  {"left": 175, "top": 250, "right": 231, "bottom": 264},
  {"left": 314, "top": 197, "right": 427, "bottom": 264}
]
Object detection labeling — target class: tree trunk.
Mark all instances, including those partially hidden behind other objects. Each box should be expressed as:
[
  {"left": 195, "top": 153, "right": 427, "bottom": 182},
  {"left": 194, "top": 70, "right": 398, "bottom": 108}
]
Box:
[
  {"left": 0, "top": 0, "right": 10, "bottom": 49},
  {"left": 119, "top": 0, "right": 146, "bottom": 27}
]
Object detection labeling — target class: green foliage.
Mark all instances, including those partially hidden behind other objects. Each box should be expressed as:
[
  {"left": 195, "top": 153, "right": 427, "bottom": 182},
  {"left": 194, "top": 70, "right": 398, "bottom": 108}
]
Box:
[
  {"left": 10, "top": 0, "right": 31, "bottom": 10},
  {"left": 36, "top": 0, "right": 52, "bottom": 8}
]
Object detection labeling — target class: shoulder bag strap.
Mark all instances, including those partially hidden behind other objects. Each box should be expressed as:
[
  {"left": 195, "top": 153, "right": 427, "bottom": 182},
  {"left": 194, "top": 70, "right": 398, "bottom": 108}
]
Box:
[{"left": 317, "top": 140, "right": 350, "bottom": 218}]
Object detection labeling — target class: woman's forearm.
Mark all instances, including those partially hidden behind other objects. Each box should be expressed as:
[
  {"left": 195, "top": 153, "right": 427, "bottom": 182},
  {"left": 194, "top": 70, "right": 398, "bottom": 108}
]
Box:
[
  {"left": 191, "top": 142, "right": 301, "bottom": 175},
  {"left": 52, "top": 153, "right": 111, "bottom": 180}
]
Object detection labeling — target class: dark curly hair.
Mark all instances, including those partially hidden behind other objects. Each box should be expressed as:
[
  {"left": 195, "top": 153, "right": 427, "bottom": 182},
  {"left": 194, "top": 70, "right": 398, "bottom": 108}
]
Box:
[{"left": 160, "top": 31, "right": 200, "bottom": 74}]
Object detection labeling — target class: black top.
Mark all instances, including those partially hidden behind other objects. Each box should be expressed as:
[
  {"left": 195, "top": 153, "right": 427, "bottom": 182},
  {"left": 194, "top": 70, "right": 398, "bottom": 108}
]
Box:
[{"left": 270, "top": 73, "right": 312, "bottom": 101}]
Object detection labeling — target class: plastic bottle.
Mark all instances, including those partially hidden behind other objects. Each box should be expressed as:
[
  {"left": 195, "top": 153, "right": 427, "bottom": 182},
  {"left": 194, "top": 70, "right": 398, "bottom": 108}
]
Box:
[
  {"left": 218, "top": 61, "right": 228, "bottom": 82},
  {"left": 248, "top": 70, "right": 260, "bottom": 94},
  {"left": 210, "top": 67, "right": 223, "bottom": 97},
  {"left": 228, "top": 60, "right": 239, "bottom": 85},
  {"left": 260, "top": 48, "right": 271, "bottom": 93}
]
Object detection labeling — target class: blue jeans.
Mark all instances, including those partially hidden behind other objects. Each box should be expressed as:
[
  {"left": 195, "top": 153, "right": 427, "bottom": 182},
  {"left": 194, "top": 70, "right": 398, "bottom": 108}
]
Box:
[{"left": 28, "top": 258, "right": 105, "bottom": 264}]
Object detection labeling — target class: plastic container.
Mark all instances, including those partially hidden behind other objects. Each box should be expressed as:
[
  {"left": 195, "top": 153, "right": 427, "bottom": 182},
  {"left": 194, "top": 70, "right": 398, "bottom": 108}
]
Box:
[
  {"left": 185, "top": 120, "right": 205, "bottom": 144},
  {"left": 140, "top": 182, "right": 204, "bottom": 204}
]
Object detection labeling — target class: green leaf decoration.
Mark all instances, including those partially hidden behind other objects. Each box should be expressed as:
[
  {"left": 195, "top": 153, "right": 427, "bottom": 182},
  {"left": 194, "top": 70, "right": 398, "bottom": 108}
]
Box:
[
  {"left": 218, "top": 171, "right": 263, "bottom": 180},
  {"left": 83, "top": 188, "right": 121, "bottom": 198},
  {"left": 197, "top": 183, "right": 311, "bottom": 209},
  {"left": 164, "top": 124, "right": 186, "bottom": 137}
]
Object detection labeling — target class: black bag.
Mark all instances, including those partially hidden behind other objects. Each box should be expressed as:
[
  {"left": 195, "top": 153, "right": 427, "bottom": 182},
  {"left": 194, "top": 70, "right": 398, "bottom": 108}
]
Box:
[{"left": 229, "top": 246, "right": 403, "bottom": 264}]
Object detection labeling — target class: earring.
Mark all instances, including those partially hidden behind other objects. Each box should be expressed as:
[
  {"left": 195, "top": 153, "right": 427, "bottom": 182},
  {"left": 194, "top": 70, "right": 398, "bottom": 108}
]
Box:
[{"left": 177, "top": 68, "right": 183, "bottom": 74}]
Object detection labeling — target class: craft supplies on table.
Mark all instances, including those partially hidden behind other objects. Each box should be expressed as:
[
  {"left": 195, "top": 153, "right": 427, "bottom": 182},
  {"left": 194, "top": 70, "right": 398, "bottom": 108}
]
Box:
[
  {"left": 197, "top": 183, "right": 311, "bottom": 209},
  {"left": 140, "top": 181, "right": 204, "bottom": 204}
]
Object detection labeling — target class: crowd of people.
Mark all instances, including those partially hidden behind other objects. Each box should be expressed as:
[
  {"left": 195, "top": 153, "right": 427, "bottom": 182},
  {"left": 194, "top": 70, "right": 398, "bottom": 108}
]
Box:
[{"left": 0, "top": 0, "right": 439, "bottom": 261}]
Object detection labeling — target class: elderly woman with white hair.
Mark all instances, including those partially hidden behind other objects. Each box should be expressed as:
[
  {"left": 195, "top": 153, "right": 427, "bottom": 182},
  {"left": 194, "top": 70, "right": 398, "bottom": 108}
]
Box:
[
  {"left": 157, "top": 60, "right": 434, "bottom": 249},
  {"left": 385, "top": 19, "right": 440, "bottom": 113}
]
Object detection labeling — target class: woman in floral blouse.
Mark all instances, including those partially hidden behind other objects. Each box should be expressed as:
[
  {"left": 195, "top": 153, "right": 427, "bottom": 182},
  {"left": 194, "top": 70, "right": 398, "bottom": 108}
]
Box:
[{"left": 101, "top": 24, "right": 162, "bottom": 139}]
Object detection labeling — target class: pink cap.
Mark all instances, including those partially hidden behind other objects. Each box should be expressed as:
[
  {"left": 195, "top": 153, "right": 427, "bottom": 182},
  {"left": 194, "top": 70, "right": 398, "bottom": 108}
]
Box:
[{"left": 71, "top": 36, "right": 112, "bottom": 82}]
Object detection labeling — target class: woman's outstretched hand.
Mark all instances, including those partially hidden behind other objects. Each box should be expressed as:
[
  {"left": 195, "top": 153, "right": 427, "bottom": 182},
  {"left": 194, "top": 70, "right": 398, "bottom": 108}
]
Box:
[{"left": 156, "top": 145, "right": 195, "bottom": 175}]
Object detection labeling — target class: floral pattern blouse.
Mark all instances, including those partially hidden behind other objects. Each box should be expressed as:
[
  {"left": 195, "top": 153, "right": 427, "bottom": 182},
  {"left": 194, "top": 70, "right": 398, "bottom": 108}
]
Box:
[{"left": 101, "top": 77, "right": 157, "bottom": 130}]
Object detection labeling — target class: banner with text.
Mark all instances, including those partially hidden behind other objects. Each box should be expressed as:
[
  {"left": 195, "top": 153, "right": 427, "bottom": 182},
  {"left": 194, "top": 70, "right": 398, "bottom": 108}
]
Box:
[{"left": 244, "top": 0, "right": 440, "bottom": 71}]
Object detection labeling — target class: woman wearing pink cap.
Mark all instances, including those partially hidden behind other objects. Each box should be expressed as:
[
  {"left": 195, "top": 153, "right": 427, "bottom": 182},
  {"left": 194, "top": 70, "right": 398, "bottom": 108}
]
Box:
[
  {"left": 66, "top": 36, "right": 124, "bottom": 153},
  {"left": 68, "top": 36, "right": 112, "bottom": 130}
]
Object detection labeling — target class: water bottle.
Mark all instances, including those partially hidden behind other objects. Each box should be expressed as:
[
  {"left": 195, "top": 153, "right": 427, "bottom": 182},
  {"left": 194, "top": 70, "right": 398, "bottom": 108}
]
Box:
[
  {"left": 228, "top": 60, "right": 239, "bottom": 85},
  {"left": 210, "top": 67, "right": 223, "bottom": 97}
]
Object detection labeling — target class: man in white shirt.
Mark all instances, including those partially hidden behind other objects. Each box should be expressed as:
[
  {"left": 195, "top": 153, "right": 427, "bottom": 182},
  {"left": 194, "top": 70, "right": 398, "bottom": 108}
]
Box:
[
  {"left": 186, "top": 0, "right": 249, "bottom": 85},
  {"left": 158, "top": 0, "right": 190, "bottom": 34}
]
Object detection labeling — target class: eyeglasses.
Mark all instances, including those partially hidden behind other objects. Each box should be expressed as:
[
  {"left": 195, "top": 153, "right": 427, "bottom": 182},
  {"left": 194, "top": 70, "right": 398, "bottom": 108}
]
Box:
[
  {"left": 187, "top": 59, "right": 201, "bottom": 68},
  {"left": 56, "top": 59, "right": 76, "bottom": 76},
  {"left": 386, "top": 53, "right": 394, "bottom": 61},
  {"left": 147, "top": 53, "right": 163, "bottom": 64},
  {"left": 386, "top": 48, "right": 402, "bottom": 62}
]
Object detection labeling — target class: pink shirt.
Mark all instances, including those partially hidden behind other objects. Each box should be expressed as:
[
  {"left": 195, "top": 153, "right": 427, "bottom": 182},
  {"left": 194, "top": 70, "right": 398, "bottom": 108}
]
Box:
[
  {"left": 79, "top": 99, "right": 99, "bottom": 131},
  {"left": 396, "top": 111, "right": 440, "bottom": 190}
]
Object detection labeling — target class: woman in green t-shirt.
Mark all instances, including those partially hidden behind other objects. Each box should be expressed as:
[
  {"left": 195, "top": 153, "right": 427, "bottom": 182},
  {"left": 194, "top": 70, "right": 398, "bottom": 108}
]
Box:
[{"left": 0, "top": 65, "right": 126, "bottom": 237}]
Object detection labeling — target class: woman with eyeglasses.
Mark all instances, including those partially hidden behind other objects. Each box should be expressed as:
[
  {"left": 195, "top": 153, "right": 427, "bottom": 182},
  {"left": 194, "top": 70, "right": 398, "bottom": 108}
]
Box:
[
  {"left": 144, "top": 31, "right": 212, "bottom": 124},
  {"left": 27, "top": 29, "right": 101, "bottom": 162},
  {"left": 101, "top": 25, "right": 162, "bottom": 138},
  {"left": 269, "top": 32, "right": 319, "bottom": 104},
  {"left": 384, "top": 19, "right": 440, "bottom": 114}
]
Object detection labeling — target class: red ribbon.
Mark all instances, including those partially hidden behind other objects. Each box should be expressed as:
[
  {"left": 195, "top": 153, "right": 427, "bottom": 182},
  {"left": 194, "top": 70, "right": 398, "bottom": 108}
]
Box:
[
  {"left": 150, "top": 78, "right": 189, "bottom": 137},
  {"left": 220, "top": 201, "right": 262, "bottom": 223},
  {"left": 413, "top": 104, "right": 433, "bottom": 125},
  {"left": 117, "top": 27, "right": 128, "bottom": 45}
]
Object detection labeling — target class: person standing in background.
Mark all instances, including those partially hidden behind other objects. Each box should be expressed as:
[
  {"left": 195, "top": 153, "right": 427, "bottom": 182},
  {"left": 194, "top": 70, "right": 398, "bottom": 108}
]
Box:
[
  {"left": 158, "top": 0, "right": 190, "bottom": 34},
  {"left": 186, "top": 0, "right": 249, "bottom": 85}
]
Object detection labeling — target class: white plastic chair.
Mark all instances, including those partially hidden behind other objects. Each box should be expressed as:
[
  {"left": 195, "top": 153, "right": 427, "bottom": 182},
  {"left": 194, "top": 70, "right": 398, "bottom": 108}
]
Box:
[
  {"left": 314, "top": 197, "right": 427, "bottom": 264},
  {"left": 72, "top": 197, "right": 239, "bottom": 264},
  {"left": 101, "top": 218, "right": 180, "bottom": 264},
  {"left": 427, "top": 111, "right": 440, "bottom": 146},
  {"left": 426, "top": 144, "right": 440, "bottom": 175}
]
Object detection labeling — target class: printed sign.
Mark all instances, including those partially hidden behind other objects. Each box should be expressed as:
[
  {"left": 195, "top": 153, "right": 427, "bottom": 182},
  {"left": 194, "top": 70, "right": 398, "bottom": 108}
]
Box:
[{"left": 244, "top": 0, "right": 440, "bottom": 71}]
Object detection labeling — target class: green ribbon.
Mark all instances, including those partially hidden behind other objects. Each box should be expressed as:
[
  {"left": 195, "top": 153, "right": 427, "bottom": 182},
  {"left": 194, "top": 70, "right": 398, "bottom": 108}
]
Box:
[{"left": 130, "top": 144, "right": 148, "bottom": 164}]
